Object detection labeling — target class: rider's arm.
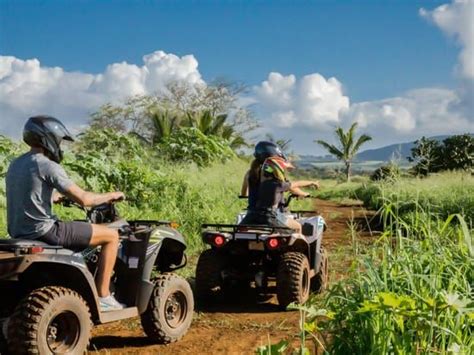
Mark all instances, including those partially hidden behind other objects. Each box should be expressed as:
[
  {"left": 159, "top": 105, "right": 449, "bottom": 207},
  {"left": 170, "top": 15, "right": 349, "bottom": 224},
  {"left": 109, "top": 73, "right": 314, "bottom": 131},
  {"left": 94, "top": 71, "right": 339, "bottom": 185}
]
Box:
[
  {"left": 290, "top": 180, "right": 320, "bottom": 189},
  {"left": 290, "top": 186, "right": 310, "bottom": 197},
  {"left": 240, "top": 171, "right": 250, "bottom": 197},
  {"left": 64, "top": 183, "right": 124, "bottom": 208}
]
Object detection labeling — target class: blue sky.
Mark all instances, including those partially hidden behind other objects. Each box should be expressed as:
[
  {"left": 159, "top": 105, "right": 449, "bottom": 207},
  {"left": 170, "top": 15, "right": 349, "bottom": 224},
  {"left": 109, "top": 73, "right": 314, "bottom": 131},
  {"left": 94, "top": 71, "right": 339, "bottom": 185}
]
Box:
[
  {"left": 0, "top": 0, "right": 472, "bottom": 153},
  {"left": 1, "top": 0, "right": 455, "bottom": 101}
]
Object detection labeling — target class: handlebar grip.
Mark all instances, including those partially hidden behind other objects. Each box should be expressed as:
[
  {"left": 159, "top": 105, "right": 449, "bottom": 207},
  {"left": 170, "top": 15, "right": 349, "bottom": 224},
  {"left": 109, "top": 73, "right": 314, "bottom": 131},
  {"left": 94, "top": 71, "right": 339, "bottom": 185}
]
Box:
[{"left": 110, "top": 196, "right": 125, "bottom": 203}]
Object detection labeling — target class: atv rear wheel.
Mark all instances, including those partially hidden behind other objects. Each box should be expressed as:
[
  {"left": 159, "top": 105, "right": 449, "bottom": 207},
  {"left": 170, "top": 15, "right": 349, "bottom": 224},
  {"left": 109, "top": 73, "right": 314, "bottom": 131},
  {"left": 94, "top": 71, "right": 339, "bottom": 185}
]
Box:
[
  {"left": 0, "top": 318, "right": 7, "bottom": 354},
  {"left": 195, "top": 249, "right": 227, "bottom": 301},
  {"left": 141, "top": 273, "right": 194, "bottom": 344},
  {"left": 7, "top": 286, "right": 91, "bottom": 354},
  {"left": 276, "top": 252, "right": 311, "bottom": 309},
  {"left": 311, "top": 247, "right": 329, "bottom": 293}
]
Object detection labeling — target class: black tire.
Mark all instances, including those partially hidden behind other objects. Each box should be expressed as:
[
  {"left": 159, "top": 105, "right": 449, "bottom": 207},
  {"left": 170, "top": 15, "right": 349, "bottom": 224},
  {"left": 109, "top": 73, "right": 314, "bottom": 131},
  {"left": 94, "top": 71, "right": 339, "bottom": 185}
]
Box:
[
  {"left": 0, "top": 318, "right": 7, "bottom": 354},
  {"left": 140, "top": 274, "right": 194, "bottom": 344},
  {"left": 195, "top": 249, "right": 226, "bottom": 300},
  {"left": 311, "top": 247, "right": 329, "bottom": 293},
  {"left": 7, "top": 286, "right": 91, "bottom": 355},
  {"left": 276, "top": 252, "right": 311, "bottom": 309}
]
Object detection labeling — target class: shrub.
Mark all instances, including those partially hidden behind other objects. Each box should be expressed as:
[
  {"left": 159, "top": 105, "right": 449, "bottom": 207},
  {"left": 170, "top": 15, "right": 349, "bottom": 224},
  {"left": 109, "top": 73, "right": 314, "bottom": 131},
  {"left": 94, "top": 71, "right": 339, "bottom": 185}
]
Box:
[
  {"left": 158, "top": 127, "right": 235, "bottom": 166},
  {"left": 370, "top": 163, "right": 400, "bottom": 182}
]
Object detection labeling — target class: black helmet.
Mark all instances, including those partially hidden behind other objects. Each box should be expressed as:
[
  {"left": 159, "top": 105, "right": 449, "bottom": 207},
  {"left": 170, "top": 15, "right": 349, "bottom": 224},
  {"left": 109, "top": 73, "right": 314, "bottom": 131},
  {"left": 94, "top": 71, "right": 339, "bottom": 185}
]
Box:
[
  {"left": 254, "top": 141, "right": 286, "bottom": 163},
  {"left": 23, "top": 116, "right": 74, "bottom": 163}
]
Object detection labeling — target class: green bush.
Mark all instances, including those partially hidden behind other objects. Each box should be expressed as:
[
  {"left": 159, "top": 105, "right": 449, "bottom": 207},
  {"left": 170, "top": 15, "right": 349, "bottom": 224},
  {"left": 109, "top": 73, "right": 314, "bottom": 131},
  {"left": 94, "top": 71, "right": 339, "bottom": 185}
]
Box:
[
  {"left": 158, "top": 127, "right": 236, "bottom": 166},
  {"left": 370, "top": 163, "right": 400, "bottom": 182},
  {"left": 0, "top": 132, "right": 248, "bottom": 254}
]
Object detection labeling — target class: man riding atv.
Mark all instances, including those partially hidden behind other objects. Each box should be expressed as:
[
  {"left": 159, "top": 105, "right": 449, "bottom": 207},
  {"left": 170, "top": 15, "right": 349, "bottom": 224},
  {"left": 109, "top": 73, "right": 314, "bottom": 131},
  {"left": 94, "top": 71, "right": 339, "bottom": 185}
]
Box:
[
  {"left": 6, "top": 115, "right": 125, "bottom": 311},
  {"left": 240, "top": 141, "right": 320, "bottom": 233}
]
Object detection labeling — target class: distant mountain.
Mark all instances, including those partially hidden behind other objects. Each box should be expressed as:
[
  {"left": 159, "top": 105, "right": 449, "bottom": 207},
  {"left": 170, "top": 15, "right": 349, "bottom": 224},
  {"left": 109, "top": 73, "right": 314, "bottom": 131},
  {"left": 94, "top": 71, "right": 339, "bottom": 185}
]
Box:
[
  {"left": 356, "top": 135, "right": 453, "bottom": 162},
  {"left": 297, "top": 134, "right": 472, "bottom": 167}
]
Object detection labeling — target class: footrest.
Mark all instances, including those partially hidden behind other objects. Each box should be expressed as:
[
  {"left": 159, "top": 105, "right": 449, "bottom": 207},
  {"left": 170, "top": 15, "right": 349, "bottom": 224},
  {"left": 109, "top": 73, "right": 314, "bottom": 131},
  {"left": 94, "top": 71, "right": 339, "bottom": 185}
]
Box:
[{"left": 99, "top": 306, "right": 138, "bottom": 324}]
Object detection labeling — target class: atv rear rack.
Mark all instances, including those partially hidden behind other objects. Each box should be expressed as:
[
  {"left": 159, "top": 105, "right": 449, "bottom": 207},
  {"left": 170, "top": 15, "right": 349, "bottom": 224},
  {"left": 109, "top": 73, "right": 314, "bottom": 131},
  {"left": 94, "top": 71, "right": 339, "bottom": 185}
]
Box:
[{"left": 202, "top": 223, "right": 293, "bottom": 235}]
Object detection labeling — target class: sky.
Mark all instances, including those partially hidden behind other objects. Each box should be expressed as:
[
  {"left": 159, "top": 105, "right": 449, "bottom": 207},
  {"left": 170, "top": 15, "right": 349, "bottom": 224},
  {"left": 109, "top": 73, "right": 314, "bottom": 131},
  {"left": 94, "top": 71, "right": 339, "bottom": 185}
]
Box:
[{"left": 0, "top": 0, "right": 473, "bottom": 154}]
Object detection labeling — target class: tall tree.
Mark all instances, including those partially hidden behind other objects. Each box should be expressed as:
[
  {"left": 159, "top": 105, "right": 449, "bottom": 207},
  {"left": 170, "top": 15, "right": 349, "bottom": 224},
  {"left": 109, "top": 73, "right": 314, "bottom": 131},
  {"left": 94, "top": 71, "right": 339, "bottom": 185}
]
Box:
[{"left": 315, "top": 123, "right": 372, "bottom": 181}]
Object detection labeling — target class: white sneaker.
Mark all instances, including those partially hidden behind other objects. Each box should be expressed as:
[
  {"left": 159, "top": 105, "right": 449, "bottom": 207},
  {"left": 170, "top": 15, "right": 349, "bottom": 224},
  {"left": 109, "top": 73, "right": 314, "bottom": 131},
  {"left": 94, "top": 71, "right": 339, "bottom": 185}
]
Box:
[{"left": 99, "top": 295, "right": 126, "bottom": 312}]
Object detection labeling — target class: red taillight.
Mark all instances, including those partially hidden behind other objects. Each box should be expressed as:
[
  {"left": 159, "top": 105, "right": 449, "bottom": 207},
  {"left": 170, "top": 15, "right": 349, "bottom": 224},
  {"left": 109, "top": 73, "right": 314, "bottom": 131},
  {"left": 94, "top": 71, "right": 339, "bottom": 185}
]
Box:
[
  {"left": 213, "top": 235, "right": 226, "bottom": 247},
  {"left": 267, "top": 238, "right": 279, "bottom": 250},
  {"left": 28, "top": 246, "right": 44, "bottom": 254}
]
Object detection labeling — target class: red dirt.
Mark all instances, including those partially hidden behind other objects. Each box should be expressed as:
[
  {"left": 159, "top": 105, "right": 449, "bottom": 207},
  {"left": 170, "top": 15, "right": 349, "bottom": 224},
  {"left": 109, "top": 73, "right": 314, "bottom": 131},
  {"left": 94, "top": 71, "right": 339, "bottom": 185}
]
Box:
[{"left": 90, "top": 200, "right": 376, "bottom": 354}]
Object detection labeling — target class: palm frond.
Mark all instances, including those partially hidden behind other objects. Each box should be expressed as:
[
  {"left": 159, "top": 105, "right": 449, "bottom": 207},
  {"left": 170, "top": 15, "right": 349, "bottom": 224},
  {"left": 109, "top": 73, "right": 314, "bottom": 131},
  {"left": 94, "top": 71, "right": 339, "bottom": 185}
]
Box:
[
  {"left": 211, "top": 114, "right": 228, "bottom": 135},
  {"left": 316, "top": 140, "right": 344, "bottom": 159},
  {"left": 346, "top": 122, "right": 358, "bottom": 156},
  {"left": 351, "top": 134, "right": 372, "bottom": 156}
]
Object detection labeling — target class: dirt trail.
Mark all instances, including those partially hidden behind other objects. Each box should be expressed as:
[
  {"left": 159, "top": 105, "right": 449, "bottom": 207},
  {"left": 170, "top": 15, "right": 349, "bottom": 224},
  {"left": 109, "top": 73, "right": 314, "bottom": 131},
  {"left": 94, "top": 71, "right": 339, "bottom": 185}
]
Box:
[{"left": 90, "top": 200, "right": 376, "bottom": 354}]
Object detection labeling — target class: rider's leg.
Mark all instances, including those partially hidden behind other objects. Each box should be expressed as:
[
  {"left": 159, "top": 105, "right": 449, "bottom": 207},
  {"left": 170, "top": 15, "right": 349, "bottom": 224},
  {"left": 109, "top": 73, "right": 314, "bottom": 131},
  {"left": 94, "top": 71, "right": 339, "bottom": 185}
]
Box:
[
  {"left": 286, "top": 218, "right": 302, "bottom": 234},
  {"left": 89, "top": 225, "right": 119, "bottom": 297}
]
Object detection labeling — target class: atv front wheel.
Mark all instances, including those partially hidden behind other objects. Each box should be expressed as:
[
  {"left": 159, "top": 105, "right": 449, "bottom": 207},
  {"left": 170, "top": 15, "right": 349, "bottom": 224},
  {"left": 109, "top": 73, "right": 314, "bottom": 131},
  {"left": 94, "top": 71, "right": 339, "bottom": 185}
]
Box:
[
  {"left": 141, "top": 273, "right": 194, "bottom": 344},
  {"left": 195, "top": 249, "right": 227, "bottom": 300},
  {"left": 7, "top": 286, "right": 91, "bottom": 354},
  {"left": 311, "top": 247, "right": 329, "bottom": 293},
  {"left": 276, "top": 252, "right": 311, "bottom": 309}
]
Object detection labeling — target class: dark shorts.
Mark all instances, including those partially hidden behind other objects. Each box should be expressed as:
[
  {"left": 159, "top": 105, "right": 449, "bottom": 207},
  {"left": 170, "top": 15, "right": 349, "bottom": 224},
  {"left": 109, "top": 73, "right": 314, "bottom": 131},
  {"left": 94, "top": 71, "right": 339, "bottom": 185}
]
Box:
[
  {"left": 239, "top": 210, "right": 288, "bottom": 228},
  {"left": 39, "top": 221, "right": 93, "bottom": 251}
]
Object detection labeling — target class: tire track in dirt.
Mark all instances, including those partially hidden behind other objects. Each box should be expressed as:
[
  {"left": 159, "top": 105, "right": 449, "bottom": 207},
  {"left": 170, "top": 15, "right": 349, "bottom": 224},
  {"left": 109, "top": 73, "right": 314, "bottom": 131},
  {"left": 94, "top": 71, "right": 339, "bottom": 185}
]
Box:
[{"left": 90, "top": 200, "right": 376, "bottom": 354}]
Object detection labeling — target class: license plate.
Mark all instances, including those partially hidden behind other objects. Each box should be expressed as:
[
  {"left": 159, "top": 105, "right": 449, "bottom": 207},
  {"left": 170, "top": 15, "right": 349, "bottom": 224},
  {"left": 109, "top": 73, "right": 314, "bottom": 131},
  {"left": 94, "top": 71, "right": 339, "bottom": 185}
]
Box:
[
  {"left": 248, "top": 241, "right": 264, "bottom": 251},
  {"left": 235, "top": 233, "right": 257, "bottom": 240}
]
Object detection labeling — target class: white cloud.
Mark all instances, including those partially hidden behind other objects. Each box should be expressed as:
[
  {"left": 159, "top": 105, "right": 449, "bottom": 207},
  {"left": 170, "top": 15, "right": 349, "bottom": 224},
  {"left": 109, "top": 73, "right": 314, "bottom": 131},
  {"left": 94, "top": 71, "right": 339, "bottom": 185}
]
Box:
[
  {"left": 0, "top": 51, "right": 203, "bottom": 137},
  {"left": 420, "top": 0, "right": 474, "bottom": 80},
  {"left": 254, "top": 72, "right": 349, "bottom": 129},
  {"left": 0, "top": 0, "right": 472, "bottom": 155},
  {"left": 344, "top": 88, "right": 473, "bottom": 148},
  {"left": 251, "top": 0, "right": 473, "bottom": 153}
]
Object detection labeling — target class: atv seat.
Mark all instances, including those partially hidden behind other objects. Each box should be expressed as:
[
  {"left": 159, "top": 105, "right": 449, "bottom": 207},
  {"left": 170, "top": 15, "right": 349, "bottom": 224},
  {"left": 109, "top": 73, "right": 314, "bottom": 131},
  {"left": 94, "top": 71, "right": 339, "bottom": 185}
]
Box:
[
  {"left": 0, "top": 238, "right": 77, "bottom": 255},
  {"left": 0, "top": 238, "right": 50, "bottom": 247}
]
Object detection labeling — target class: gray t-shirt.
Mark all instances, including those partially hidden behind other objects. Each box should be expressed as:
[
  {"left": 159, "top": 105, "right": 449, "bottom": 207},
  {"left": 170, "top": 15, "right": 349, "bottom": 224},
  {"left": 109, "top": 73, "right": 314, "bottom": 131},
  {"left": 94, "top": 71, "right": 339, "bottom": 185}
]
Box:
[{"left": 6, "top": 152, "right": 73, "bottom": 239}]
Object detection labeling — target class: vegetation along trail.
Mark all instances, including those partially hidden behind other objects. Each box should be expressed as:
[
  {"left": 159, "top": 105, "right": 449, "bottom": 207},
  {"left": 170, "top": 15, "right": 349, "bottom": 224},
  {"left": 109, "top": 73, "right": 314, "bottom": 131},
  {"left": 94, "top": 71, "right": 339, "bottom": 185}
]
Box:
[{"left": 90, "top": 199, "right": 376, "bottom": 354}]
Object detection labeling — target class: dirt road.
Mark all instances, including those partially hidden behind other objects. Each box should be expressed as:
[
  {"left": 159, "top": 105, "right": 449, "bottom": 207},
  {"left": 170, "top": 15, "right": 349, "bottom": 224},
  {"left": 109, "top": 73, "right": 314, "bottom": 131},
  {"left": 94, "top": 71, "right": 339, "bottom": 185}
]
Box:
[{"left": 90, "top": 200, "right": 376, "bottom": 354}]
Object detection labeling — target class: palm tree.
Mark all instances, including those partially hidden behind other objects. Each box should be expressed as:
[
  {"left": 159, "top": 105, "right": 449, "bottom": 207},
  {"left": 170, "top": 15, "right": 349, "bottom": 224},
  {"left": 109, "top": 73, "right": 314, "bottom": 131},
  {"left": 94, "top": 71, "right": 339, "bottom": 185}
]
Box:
[
  {"left": 186, "top": 110, "right": 247, "bottom": 149},
  {"left": 149, "top": 110, "right": 181, "bottom": 144},
  {"left": 315, "top": 123, "right": 372, "bottom": 181}
]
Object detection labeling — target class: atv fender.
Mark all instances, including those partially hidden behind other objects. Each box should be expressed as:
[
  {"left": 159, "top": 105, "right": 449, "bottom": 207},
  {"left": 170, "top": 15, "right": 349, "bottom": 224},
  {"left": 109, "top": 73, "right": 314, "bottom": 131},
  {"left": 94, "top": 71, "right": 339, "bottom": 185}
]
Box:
[
  {"left": 137, "top": 226, "right": 187, "bottom": 314},
  {"left": 295, "top": 216, "right": 326, "bottom": 271},
  {"left": 287, "top": 234, "right": 311, "bottom": 257},
  {"left": 12, "top": 254, "right": 102, "bottom": 323}
]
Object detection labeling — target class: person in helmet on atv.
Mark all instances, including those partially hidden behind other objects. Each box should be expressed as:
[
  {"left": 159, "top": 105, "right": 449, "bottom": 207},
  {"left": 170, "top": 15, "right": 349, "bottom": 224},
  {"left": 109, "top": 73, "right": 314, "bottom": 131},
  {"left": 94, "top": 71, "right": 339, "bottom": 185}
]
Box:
[
  {"left": 6, "top": 116, "right": 125, "bottom": 311},
  {"left": 240, "top": 141, "right": 285, "bottom": 210},
  {"left": 240, "top": 142, "right": 319, "bottom": 232}
]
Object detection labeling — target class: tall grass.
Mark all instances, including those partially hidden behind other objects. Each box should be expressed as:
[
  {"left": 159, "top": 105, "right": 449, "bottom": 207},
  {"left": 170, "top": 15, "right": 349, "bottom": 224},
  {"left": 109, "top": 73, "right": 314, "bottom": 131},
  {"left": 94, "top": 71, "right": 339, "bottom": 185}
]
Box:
[
  {"left": 316, "top": 172, "right": 474, "bottom": 225},
  {"left": 304, "top": 213, "right": 473, "bottom": 354},
  {"left": 259, "top": 175, "right": 473, "bottom": 354}
]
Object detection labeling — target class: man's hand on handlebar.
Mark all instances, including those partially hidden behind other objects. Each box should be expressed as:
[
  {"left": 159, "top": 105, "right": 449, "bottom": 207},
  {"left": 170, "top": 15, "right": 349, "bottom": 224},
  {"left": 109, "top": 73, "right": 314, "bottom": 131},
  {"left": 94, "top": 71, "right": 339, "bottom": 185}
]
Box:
[
  {"left": 108, "top": 191, "right": 125, "bottom": 203},
  {"left": 311, "top": 180, "right": 320, "bottom": 189}
]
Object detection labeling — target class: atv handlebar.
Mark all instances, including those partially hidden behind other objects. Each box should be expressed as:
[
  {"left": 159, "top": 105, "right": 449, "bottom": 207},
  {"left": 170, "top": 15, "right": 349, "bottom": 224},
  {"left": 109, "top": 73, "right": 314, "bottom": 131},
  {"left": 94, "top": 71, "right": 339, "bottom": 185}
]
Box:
[{"left": 58, "top": 197, "right": 124, "bottom": 224}]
